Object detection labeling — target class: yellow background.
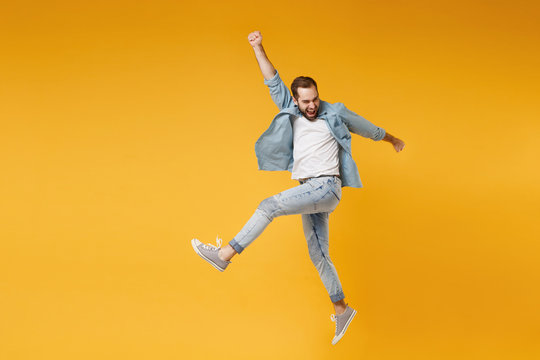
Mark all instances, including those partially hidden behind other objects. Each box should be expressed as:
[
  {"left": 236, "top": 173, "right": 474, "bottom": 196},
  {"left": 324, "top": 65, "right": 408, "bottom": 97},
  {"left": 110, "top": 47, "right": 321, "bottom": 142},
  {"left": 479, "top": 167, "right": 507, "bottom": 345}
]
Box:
[{"left": 1, "top": 1, "right": 539, "bottom": 359}]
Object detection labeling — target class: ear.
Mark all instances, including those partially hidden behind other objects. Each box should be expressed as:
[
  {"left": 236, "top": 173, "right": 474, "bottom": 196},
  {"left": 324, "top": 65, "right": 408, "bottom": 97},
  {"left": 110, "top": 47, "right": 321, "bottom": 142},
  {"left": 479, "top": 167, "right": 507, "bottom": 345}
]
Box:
[{"left": 292, "top": 97, "right": 298, "bottom": 106}]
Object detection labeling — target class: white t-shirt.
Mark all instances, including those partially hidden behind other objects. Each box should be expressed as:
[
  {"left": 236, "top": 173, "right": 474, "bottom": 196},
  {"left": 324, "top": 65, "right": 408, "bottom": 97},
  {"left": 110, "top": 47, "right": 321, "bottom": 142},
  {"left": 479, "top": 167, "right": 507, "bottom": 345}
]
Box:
[{"left": 291, "top": 115, "right": 340, "bottom": 180}]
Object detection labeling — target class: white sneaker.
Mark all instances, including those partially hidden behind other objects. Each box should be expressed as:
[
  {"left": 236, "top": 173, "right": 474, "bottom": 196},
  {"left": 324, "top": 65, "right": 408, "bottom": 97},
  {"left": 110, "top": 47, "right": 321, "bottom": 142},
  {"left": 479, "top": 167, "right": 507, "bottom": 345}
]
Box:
[
  {"left": 191, "top": 237, "right": 231, "bottom": 272},
  {"left": 331, "top": 305, "right": 357, "bottom": 345}
]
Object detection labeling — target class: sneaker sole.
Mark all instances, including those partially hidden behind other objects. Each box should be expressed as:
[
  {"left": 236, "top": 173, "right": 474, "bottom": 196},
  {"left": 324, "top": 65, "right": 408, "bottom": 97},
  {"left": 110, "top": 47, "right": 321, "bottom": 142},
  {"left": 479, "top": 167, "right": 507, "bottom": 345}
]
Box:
[
  {"left": 191, "top": 239, "right": 226, "bottom": 272},
  {"left": 332, "top": 309, "right": 357, "bottom": 345}
]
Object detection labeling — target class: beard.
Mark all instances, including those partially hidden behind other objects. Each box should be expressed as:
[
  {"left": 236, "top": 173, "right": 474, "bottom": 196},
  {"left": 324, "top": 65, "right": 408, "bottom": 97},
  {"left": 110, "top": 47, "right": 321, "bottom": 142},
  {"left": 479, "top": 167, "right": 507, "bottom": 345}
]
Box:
[{"left": 300, "top": 106, "right": 318, "bottom": 120}]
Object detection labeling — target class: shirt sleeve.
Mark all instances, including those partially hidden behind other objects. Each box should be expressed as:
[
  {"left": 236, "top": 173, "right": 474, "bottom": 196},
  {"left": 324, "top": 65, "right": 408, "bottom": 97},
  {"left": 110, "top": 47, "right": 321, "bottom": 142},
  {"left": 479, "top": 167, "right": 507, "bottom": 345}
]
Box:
[
  {"left": 263, "top": 71, "right": 295, "bottom": 111},
  {"left": 334, "top": 102, "right": 386, "bottom": 141}
]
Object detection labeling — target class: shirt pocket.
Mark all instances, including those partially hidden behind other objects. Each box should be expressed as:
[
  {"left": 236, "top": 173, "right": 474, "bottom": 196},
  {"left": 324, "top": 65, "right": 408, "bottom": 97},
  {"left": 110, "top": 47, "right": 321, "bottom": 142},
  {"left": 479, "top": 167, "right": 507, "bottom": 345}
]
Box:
[{"left": 329, "top": 119, "right": 352, "bottom": 141}]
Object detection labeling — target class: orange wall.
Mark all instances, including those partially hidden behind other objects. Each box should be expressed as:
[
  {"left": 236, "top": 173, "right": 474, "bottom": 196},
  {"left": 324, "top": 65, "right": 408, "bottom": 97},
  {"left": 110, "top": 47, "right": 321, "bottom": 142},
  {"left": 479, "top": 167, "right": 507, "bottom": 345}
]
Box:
[{"left": 1, "top": 1, "right": 539, "bottom": 359}]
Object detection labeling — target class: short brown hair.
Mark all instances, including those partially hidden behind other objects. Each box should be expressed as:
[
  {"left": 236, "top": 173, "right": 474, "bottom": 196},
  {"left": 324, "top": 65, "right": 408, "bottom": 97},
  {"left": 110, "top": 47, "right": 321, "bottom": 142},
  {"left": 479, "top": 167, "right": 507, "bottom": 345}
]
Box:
[{"left": 291, "top": 76, "right": 318, "bottom": 99}]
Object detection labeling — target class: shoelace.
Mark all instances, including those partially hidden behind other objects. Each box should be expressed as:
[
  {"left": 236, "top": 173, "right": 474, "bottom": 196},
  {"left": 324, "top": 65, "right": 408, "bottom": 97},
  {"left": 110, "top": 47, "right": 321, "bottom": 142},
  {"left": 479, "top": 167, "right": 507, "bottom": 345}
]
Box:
[
  {"left": 330, "top": 314, "right": 338, "bottom": 331},
  {"left": 201, "top": 236, "right": 222, "bottom": 251}
]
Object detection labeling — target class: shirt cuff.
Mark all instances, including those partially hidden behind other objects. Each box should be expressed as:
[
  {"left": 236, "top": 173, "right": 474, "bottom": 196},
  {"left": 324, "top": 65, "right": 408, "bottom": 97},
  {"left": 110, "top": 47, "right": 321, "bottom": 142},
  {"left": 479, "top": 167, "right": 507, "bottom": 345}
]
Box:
[
  {"left": 373, "top": 127, "right": 386, "bottom": 141},
  {"left": 263, "top": 70, "right": 281, "bottom": 87}
]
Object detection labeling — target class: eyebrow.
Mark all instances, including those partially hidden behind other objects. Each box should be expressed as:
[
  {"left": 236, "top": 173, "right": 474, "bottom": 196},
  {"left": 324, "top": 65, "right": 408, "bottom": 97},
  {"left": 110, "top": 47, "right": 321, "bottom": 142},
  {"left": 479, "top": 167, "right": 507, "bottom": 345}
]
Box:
[{"left": 302, "top": 96, "right": 319, "bottom": 102}]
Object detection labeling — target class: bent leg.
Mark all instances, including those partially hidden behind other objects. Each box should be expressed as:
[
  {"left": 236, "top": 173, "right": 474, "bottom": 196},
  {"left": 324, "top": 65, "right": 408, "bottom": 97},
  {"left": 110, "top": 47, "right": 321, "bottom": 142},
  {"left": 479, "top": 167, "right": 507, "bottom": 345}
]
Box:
[
  {"left": 302, "top": 212, "right": 345, "bottom": 302},
  {"left": 229, "top": 177, "right": 340, "bottom": 254},
  {"left": 229, "top": 196, "right": 281, "bottom": 254}
]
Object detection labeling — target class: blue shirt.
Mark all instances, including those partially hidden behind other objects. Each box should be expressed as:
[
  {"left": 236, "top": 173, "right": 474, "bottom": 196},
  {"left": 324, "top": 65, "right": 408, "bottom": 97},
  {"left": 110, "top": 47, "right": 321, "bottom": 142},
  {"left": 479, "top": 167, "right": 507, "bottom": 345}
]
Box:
[{"left": 255, "top": 71, "right": 386, "bottom": 188}]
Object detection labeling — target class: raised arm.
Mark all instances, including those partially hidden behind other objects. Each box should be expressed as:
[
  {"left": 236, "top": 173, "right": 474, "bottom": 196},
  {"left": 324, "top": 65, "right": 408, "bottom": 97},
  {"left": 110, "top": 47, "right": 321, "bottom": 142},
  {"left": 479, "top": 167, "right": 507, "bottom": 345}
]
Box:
[
  {"left": 248, "top": 31, "right": 276, "bottom": 80},
  {"left": 248, "top": 31, "right": 294, "bottom": 110}
]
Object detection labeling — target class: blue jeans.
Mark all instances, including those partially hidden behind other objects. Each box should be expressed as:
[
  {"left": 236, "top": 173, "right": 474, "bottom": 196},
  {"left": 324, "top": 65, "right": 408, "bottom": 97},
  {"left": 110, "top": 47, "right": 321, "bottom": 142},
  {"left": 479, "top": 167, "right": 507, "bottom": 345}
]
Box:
[{"left": 229, "top": 175, "right": 345, "bottom": 302}]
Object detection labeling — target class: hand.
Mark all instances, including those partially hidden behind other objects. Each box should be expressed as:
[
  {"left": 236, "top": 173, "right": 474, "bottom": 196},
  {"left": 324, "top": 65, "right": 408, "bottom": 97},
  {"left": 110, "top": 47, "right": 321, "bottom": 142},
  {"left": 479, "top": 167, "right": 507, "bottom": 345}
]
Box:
[
  {"left": 392, "top": 138, "right": 405, "bottom": 152},
  {"left": 248, "top": 31, "right": 263, "bottom": 47}
]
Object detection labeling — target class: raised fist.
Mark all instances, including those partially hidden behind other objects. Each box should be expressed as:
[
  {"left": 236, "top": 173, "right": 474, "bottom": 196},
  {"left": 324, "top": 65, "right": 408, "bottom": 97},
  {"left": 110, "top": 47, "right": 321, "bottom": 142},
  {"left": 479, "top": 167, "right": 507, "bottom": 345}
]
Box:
[{"left": 247, "top": 31, "right": 262, "bottom": 47}]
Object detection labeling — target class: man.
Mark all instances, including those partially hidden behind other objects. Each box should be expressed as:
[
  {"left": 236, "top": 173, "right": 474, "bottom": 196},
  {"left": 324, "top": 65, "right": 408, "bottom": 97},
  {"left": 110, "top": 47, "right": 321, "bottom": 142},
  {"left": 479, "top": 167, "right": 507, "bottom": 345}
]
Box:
[{"left": 191, "top": 31, "right": 405, "bottom": 345}]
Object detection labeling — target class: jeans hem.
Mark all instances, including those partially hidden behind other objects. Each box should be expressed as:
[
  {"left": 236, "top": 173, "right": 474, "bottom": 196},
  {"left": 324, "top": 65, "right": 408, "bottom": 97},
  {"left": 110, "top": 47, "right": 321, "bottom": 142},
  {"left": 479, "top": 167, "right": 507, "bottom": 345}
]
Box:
[
  {"left": 330, "top": 291, "right": 345, "bottom": 302},
  {"left": 229, "top": 239, "right": 244, "bottom": 254}
]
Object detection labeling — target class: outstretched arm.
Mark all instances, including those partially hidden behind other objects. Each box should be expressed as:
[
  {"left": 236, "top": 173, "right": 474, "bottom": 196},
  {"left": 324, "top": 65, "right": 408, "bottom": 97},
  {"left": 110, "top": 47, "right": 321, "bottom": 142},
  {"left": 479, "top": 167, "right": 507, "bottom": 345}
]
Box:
[
  {"left": 335, "top": 102, "right": 405, "bottom": 152},
  {"left": 382, "top": 132, "right": 405, "bottom": 152},
  {"left": 248, "top": 31, "right": 276, "bottom": 80},
  {"left": 248, "top": 31, "right": 294, "bottom": 110}
]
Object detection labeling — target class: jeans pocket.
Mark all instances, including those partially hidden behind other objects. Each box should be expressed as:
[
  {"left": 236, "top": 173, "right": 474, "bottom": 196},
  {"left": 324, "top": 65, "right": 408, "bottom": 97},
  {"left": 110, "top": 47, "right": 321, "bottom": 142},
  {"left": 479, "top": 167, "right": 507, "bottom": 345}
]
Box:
[
  {"left": 330, "top": 188, "right": 341, "bottom": 201},
  {"left": 330, "top": 178, "right": 342, "bottom": 201},
  {"left": 307, "top": 177, "right": 324, "bottom": 189}
]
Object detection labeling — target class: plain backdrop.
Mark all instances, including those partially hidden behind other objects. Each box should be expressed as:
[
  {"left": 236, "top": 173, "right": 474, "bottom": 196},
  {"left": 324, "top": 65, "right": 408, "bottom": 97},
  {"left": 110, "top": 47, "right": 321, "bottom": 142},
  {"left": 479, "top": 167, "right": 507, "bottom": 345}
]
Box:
[{"left": 1, "top": 1, "right": 539, "bottom": 359}]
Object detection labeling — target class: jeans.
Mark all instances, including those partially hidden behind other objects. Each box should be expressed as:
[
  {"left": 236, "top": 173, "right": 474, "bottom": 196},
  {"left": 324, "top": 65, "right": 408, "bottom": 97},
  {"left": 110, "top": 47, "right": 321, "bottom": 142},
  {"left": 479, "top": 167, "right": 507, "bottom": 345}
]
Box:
[{"left": 229, "top": 175, "right": 345, "bottom": 302}]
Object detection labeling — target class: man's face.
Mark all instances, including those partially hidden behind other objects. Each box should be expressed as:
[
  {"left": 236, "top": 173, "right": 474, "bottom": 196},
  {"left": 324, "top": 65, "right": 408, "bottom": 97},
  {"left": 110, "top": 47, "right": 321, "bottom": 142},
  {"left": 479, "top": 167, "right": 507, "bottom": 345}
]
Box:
[{"left": 293, "top": 86, "right": 320, "bottom": 121}]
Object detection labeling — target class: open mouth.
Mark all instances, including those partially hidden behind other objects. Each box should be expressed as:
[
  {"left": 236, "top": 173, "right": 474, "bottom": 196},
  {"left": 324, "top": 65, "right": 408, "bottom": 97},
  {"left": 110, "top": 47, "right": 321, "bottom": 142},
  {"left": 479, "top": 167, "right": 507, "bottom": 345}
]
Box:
[{"left": 307, "top": 109, "right": 317, "bottom": 117}]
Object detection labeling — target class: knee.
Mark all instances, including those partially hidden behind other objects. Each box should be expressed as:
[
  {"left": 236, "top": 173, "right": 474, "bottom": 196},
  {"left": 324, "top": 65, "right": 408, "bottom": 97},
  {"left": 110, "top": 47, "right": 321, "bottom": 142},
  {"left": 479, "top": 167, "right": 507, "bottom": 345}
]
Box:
[
  {"left": 308, "top": 243, "right": 326, "bottom": 260},
  {"left": 306, "top": 237, "right": 330, "bottom": 263},
  {"left": 307, "top": 246, "right": 322, "bottom": 263},
  {"left": 307, "top": 249, "right": 327, "bottom": 272},
  {"left": 257, "top": 196, "right": 280, "bottom": 220}
]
